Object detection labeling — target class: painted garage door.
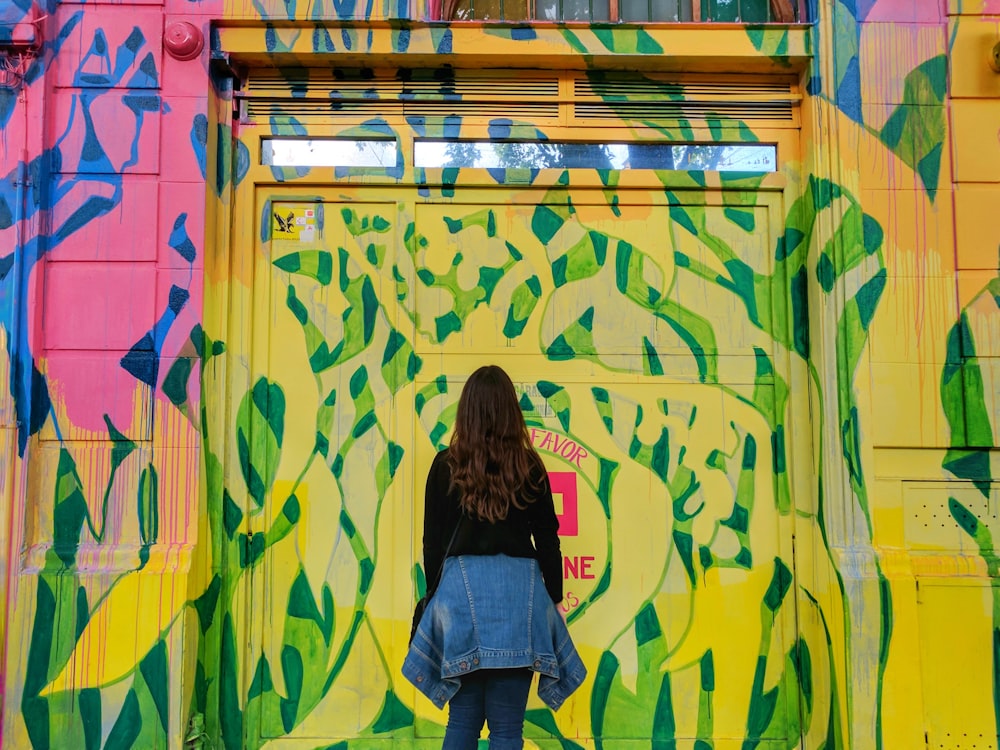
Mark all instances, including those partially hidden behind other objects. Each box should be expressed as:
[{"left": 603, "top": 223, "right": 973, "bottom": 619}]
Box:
[{"left": 226, "top": 180, "right": 814, "bottom": 749}]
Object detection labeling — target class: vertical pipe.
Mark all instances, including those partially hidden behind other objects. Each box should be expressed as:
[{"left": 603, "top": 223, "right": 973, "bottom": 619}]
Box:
[{"left": 1, "top": 70, "right": 30, "bottom": 744}]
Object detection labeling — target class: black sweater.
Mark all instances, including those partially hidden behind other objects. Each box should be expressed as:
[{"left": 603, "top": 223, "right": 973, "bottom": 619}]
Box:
[{"left": 422, "top": 449, "right": 563, "bottom": 604}]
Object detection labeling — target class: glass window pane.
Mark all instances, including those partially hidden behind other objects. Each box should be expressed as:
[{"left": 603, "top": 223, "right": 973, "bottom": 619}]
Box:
[
  {"left": 561, "top": 0, "right": 591, "bottom": 21},
  {"left": 535, "top": 0, "right": 559, "bottom": 19},
  {"left": 620, "top": 0, "right": 649, "bottom": 22},
  {"left": 262, "top": 139, "right": 397, "bottom": 167},
  {"left": 652, "top": 0, "right": 686, "bottom": 20},
  {"left": 705, "top": 0, "right": 739, "bottom": 21},
  {"left": 589, "top": 0, "right": 610, "bottom": 20},
  {"left": 472, "top": 0, "right": 502, "bottom": 19},
  {"left": 454, "top": 0, "right": 527, "bottom": 19},
  {"left": 414, "top": 141, "right": 777, "bottom": 172},
  {"left": 740, "top": 0, "right": 769, "bottom": 21},
  {"left": 502, "top": 0, "right": 530, "bottom": 20}
]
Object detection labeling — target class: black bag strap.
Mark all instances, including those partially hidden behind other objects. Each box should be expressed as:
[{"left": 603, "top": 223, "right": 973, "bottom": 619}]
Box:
[{"left": 428, "top": 515, "right": 462, "bottom": 597}]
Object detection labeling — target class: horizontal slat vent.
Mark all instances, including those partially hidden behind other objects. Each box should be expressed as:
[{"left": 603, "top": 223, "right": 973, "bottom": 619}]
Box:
[
  {"left": 243, "top": 69, "right": 798, "bottom": 125},
  {"left": 245, "top": 100, "right": 559, "bottom": 119},
  {"left": 574, "top": 77, "right": 797, "bottom": 101},
  {"left": 575, "top": 101, "right": 794, "bottom": 121},
  {"left": 246, "top": 70, "right": 561, "bottom": 98},
  {"left": 574, "top": 75, "right": 796, "bottom": 121},
  {"left": 398, "top": 76, "right": 560, "bottom": 99}
]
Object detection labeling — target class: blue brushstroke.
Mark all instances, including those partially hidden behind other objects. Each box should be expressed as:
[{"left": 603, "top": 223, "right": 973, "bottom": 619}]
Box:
[
  {"left": 121, "top": 94, "right": 160, "bottom": 171},
  {"left": 169, "top": 214, "right": 198, "bottom": 263},
  {"left": 313, "top": 26, "right": 335, "bottom": 51},
  {"left": 488, "top": 119, "right": 513, "bottom": 140},
  {"left": 359, "top": 118, "right": 394, "bottom": 136},
  {"left": 443, "top": 115, "right": 461, "bottom": 140},
  {"left": 121, "top": 285, "right": 191, "bottom": 387},
  {"left": 435, "top": 29, "right": 453, "bottom": 54},
  {"left": 191, "top": 113, "right": 208, "bottom": 179},
  {"left": 333, "top": 0, "right": 357, "bottom": 18},
  {"left": 394, "top": 28, "right": 411, "bottom": 49},
  {"left": 406, "top": 116, "right": 426, "bottom": 136},
  {"left": 835, "top": 55, "right": 862, "bottom": 124}
]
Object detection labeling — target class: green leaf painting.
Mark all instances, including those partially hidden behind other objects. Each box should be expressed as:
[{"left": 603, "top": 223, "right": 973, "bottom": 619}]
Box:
[{"left": 236, "top": 377, "right": 286, "bottom": 508}]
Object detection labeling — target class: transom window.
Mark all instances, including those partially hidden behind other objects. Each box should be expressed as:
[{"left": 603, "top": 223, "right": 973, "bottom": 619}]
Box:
[
  {"left": 261, "top": 138, "right": 778, "bottom": 174},
  {"left": 415, "top": 141, "right": 777, "bottom": 172},
  {"left": 450, "top": 0, "right": 802, "bottom": 22}
]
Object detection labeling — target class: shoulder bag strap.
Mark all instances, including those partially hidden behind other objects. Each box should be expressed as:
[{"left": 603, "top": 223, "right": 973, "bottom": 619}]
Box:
[{"left": 429, "top": 515, "right": 462, "bottom": 597}]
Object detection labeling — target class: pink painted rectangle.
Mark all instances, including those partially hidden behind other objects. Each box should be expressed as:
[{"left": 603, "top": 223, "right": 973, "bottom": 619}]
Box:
[
  {"left": 41, "top": 351, "right": 154, "bottom": 440},
  {"left": 52, "top": 6, "right": 164, "bottom": 88},
  {"left": 50, "top": 178, "right": 159, "bottom": 262},
  {"left": 50, "top": 92, "right": 162, "bottom": 175},
  {"left": 165, "top": 0, "right": 222, "bottom": 13},
  {"left": 549, "top": 471, "right": 579, "bottom": 537},
  {"left": 158, "top": 97, "right": 209, "bottom": 183},
  {"left": 43, "top": 261, "right": 157, "bottom": 350}
]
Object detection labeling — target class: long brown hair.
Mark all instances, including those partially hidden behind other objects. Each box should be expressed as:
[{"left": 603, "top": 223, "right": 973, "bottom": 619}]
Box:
[{"left": 448, "top": 365, "right": 545, "bottom": 523}]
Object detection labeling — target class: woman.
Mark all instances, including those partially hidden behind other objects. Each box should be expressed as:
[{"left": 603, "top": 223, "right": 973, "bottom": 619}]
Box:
[{"left": 403, "top": 365, "right": 586, "bottom": 750}]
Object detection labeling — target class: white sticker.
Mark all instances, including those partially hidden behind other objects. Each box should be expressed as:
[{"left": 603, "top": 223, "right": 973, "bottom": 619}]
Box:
[{"left": 514, "top": 382, "right": 555, "bottom": 417}]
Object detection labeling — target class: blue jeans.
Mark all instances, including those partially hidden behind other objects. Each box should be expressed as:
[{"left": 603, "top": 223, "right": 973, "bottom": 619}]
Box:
[{"left": 442, "top": 668, "right": 534, "bottom": 750}]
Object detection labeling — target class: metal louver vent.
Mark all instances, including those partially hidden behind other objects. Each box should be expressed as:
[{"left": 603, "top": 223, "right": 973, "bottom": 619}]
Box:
[
  {"left": 573, "top": 76, "right": 798, "bottom": 122},
  {"left": 246, "top": 100, "right": 561, "bottom": 119},
  {"left": 574, "top": 100, "right": 795, "bottom": 121},
  {"left": 242, "top": 69, "right": 799, "bottom": 125},
  {"left": 243, "top": 70, "right": 562, "bottom": 121}
]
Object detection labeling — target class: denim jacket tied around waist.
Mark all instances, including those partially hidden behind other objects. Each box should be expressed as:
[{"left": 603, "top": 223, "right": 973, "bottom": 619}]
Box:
[{"left": 402, "top": 554, "right": 587, "bottom": 711}]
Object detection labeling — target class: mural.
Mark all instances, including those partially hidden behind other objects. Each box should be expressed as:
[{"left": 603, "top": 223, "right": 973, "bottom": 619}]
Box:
[{"left": 1, "top": 0, "right": 998, "bottom": 748}]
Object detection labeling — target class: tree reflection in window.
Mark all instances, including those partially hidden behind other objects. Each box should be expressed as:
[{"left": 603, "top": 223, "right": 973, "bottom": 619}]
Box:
[
  {"left": 415, "top": 141, "right": 776, "bottom": 173},
  {"left": 262, "top": 139, "right": 397, "bottom": 167}
]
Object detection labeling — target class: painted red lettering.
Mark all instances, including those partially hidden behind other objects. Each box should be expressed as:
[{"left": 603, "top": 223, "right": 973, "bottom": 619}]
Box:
[
  {"left": 560, "top": 591, "right": 580, "bottom": 613},
  {"left": 559, "top": 440, "right": 577, "bottom": 459},
  {"left": 563, "top": 556, "right": 596, "bottom": 579}
]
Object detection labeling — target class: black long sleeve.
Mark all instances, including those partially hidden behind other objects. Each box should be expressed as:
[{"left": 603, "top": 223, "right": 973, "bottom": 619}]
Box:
[
  {"left": 422, "top": 450, "right": 563, "bottom": 603},
  {"left": 421, "top": 454, "right": 452, "bottom": 598}
]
